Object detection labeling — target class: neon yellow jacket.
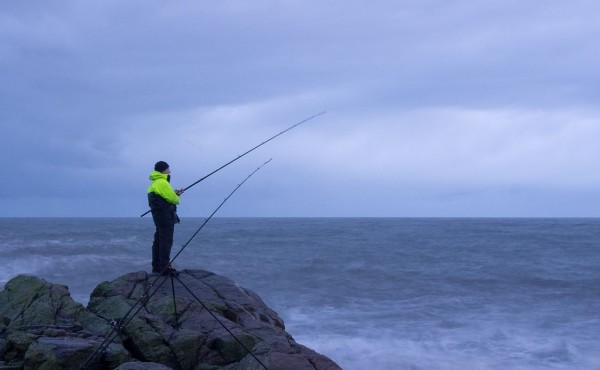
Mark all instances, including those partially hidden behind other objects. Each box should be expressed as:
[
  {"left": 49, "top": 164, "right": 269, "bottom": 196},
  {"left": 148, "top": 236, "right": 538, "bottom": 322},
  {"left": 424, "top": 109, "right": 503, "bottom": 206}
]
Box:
[{"left": 147, "top": 171, "right": 180, "bottom": 205}]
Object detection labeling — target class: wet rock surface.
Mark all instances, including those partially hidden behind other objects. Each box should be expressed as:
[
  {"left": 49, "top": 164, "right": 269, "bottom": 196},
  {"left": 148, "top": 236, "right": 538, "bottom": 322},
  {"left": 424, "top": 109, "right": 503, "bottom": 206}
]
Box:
[{"left": 0, "top": 271, "right": 341, "bottom": 370}]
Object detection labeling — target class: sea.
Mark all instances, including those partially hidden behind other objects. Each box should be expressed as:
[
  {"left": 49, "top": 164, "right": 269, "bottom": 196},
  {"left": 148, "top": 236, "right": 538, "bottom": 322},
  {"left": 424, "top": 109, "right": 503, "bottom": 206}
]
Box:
[{"left": 1, "top": 217, "right": 599, "bottom": 370}]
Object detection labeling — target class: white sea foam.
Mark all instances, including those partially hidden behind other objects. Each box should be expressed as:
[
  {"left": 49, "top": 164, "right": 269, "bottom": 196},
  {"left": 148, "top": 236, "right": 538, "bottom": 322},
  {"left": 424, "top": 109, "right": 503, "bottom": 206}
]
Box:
[{"left": 295, "top": 330, "right": 599, "bottom": 370}]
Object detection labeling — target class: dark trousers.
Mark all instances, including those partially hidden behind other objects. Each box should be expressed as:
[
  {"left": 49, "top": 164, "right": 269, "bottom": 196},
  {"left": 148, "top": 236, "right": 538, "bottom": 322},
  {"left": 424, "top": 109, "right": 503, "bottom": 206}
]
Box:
[{"left": 151, "top": 216, "right": 175, "bottom": 273}]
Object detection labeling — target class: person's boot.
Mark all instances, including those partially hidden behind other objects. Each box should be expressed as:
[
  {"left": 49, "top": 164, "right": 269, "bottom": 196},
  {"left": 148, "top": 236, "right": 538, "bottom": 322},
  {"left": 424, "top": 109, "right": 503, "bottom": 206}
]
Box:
[{"left": 162, "top": 264, "right": 179, "bottom": 276}]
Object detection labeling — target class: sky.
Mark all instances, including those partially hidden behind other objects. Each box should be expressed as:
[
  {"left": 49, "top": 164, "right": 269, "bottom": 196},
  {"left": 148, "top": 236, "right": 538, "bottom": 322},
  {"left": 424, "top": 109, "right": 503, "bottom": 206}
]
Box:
[{"left": 1, "top": 0, "right": 600, "bottom": 217}]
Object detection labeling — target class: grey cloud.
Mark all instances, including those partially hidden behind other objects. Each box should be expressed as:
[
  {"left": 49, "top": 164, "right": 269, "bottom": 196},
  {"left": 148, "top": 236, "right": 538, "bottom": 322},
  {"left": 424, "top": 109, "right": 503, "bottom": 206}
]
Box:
[{"left": 2, "top": 0, "right": 600, "bottom": 216}]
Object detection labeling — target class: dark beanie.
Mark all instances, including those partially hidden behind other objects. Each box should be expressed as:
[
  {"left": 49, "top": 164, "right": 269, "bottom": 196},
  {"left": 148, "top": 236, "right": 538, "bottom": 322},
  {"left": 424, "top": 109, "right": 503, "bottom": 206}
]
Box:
[{"left": 154, "top": 161, "right": 169, "bottom": 173}]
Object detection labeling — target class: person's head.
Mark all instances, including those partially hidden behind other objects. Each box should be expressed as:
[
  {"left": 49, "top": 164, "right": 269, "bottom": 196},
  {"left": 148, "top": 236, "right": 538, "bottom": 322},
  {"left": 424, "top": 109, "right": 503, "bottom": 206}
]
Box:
[{"left": 154, "top": 161, "right": 170, "bottom": 174}]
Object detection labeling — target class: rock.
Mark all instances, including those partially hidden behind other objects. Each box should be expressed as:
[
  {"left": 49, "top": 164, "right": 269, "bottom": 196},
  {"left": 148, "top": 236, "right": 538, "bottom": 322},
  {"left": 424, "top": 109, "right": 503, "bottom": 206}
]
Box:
[
  {"left": 0, "top": 271, "right": 341, "bottom": 370},
  {"left": 0, "top": 275, "right": 131, "bottom": 370},
  {"left": 114, "top": 362, "right": 173, "bottom": 370}
]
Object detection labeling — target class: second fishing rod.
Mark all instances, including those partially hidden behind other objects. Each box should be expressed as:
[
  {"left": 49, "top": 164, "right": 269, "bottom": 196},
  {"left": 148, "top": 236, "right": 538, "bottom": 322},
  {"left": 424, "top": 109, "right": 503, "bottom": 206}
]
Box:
[
  {"left": 81, "top": 159, "right": 272, "bottom": 369},
  {"left": 140, "top": 111, "right": 325, "bottom": 217}
]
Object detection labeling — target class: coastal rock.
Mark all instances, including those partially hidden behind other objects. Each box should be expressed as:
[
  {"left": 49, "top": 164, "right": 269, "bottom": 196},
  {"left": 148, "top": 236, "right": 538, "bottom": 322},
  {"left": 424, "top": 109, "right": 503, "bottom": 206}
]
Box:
[
  {"left": 0, "top": 270, "right": 341, "bottom": 370},
  {"left": 0, "top": 275, "right": 130, "bottom": 369}
]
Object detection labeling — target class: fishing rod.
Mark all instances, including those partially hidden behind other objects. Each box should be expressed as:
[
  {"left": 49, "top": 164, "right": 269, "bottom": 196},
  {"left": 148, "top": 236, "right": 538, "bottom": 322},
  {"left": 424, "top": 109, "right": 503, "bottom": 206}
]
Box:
[
  {"left": 81, "top": 159, "right": 271, "bottom": 369},
  {"left": 170, "top": 158, "right": 271, "bottom": 263},
  {"left": 140, "top": 111, "right": 325, "bottom": 217}
]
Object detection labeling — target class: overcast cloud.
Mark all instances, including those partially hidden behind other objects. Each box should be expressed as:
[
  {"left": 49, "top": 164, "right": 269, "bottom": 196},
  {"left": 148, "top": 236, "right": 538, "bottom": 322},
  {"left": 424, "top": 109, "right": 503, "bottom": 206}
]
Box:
[{"left": 1, "top": 0, "right": 600, "bottom": 217}]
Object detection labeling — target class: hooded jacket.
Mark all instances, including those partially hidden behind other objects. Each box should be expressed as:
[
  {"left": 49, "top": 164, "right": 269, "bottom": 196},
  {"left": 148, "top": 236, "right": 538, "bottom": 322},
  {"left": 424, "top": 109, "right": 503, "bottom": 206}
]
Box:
[
  {"left": 147, "top": 171, "right": 181, "bottom": 225},
  {"left": 147, "top": 171, "right": 180, "bottom": 205}
]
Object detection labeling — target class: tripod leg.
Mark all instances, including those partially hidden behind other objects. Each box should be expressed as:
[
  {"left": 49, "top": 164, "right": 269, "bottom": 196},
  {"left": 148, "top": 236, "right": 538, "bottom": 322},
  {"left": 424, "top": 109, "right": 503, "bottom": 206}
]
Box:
[
  {"left": 171, "top": 275, "right": 270, "bottom": 370},
  {"left": 170, "top": 274, "right": 179, "bottom": 330}
]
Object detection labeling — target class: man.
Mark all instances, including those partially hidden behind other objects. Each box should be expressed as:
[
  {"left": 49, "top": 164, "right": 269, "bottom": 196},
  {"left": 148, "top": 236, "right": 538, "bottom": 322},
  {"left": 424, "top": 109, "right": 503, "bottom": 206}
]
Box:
[{"left": 147, "top": 161, "right": 184, "bottom": 275}]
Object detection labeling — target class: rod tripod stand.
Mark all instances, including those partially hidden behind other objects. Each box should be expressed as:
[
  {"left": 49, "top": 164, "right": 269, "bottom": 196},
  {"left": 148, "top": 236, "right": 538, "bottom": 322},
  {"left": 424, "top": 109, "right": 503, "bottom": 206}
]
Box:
[{"left": 154, "top": 270, "right": 270, "bottom": 370}]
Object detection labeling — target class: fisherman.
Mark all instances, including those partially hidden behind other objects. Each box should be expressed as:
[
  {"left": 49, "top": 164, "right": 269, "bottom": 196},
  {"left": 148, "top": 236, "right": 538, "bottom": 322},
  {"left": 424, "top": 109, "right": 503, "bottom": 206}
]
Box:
[{"left": 147, "top": 161, "right": 184, "bottom": 275}]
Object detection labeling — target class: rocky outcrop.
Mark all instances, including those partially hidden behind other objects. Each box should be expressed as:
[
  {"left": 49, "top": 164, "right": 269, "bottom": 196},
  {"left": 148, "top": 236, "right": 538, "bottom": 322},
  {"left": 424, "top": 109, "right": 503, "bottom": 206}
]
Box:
[{"left": 0, "top": 270, "right": 341, "bottom": 370}]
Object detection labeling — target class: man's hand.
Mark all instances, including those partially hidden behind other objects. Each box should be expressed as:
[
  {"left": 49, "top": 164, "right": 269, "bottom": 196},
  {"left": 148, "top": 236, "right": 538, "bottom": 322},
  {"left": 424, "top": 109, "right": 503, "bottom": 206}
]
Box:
[{"left": 176, "top": 189, "right": 184, "bottom": 196}]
